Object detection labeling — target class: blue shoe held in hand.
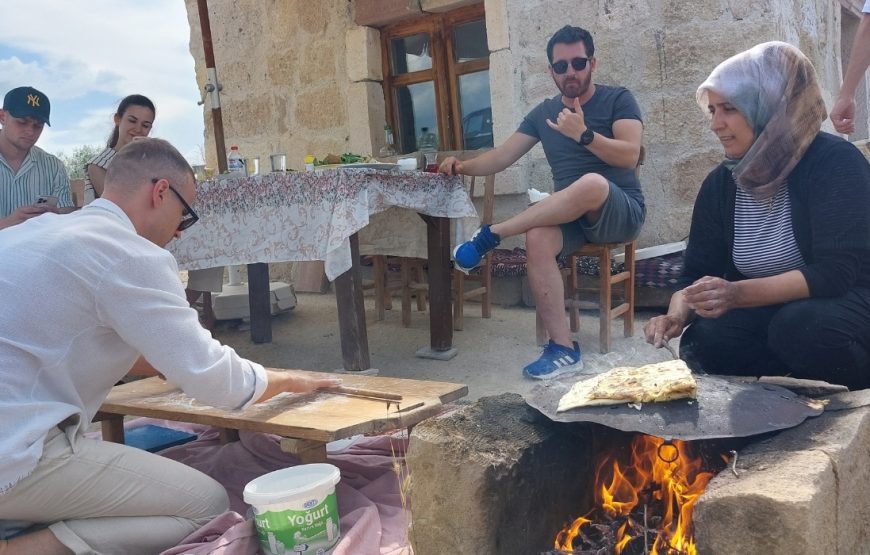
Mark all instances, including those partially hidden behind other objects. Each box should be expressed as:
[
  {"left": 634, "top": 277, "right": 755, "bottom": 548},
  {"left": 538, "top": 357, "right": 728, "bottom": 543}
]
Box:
[
  {"left": 452, "top": 224, "right": 501, "bottom": 273},
  {"left": 523, "top": 340, "right": 583, "bottom": 380}
]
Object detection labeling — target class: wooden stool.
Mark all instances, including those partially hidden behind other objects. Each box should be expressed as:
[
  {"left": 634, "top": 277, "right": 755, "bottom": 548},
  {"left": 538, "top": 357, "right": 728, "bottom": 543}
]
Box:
[{"left": 536, "top": 240, "right": 636, "bottom": 353}]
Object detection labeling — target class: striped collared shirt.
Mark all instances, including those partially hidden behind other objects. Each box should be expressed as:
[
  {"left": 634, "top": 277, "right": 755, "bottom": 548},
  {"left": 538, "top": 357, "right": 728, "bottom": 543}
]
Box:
[{"left": 0, "top": 145, "right": 73, "bottom": 218}]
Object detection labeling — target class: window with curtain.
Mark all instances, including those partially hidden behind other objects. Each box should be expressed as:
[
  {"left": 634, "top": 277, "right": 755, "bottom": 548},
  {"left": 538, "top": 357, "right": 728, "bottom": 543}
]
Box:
[{"left": 381, "top": 4, "right": 492, "bottom": 154}]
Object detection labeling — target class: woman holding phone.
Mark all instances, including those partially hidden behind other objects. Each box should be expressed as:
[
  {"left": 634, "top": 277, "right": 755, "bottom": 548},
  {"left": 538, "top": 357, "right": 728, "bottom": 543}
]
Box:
[{"left": 83, "top": 94, "right": 155, "bottom": 204}]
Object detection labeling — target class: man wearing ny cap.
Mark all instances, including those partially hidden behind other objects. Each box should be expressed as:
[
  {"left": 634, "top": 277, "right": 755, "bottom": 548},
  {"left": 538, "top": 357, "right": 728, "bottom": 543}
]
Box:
[{"left": 0, "top": 85, "right": 73, "bottom": 230}]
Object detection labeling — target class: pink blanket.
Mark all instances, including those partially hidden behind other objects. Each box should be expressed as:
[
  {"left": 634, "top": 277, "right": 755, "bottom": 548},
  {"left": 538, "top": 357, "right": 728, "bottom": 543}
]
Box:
[{"left": 120, "top": 420, "right": 413, "bottom": 555}]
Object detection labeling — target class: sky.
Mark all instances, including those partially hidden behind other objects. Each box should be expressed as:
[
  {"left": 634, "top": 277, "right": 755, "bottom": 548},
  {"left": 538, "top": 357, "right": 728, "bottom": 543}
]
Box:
[{"left": 0, "top": 0, "right": 205, "bottom": 164}]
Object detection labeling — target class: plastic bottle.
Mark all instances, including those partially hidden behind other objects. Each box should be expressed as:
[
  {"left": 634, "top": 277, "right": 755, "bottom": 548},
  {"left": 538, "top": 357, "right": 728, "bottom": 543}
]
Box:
[
  {"left": 418, "top": 127, "right": 438, "bottom": 151},
  {"left": 304, "top": 154, "right": 316, "bottom": 171},
  {"left": 227, "top": 145, "right": 245, "bottom": 177},
  {"left": 378, "top": 123, "right": 396, "bottom": 158}
]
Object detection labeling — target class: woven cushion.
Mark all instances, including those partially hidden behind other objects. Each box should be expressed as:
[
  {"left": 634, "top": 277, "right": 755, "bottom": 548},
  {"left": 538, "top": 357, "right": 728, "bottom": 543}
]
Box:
[
  {"left": 489, "top": 248, "right": 625, "bottom": 278},
  {"left": 635, "top": 251, "right": 684, "bottom": 289}
]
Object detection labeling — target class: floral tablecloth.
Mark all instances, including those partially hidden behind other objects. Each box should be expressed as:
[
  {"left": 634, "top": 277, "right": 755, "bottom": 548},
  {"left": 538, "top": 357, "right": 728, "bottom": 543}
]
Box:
[{"left": 168, "top": 168, "right": 476, "bottom": 280}]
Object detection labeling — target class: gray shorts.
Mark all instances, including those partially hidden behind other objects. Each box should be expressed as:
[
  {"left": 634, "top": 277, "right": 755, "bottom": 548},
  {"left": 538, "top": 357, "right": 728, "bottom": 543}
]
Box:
[{"left": 559, "top": 180, "right": 645, "bottom": 256}]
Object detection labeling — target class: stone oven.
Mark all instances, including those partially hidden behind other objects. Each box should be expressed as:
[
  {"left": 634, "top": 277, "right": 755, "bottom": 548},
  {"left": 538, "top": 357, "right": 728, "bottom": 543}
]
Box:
[{"left": 406, "top": 392, "right": 870, "bottom": 554}]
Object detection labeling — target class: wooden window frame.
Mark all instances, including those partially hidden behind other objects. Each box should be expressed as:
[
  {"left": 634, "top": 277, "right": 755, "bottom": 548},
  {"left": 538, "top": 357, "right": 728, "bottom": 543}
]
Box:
[{"left": 380, "top": 3, "right": 488, "bottom": 152}]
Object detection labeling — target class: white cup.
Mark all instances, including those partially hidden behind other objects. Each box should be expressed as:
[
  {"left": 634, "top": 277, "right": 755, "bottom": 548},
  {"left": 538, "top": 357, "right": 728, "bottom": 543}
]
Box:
[{"left": 397, "top": 157, "right": 417, "bottom": 171}]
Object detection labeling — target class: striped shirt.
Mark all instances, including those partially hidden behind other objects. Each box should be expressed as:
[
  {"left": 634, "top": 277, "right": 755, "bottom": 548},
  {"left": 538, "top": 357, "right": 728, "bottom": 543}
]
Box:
[
  {"left": 0, "top": 145, "right": 72, "bottom": 218},
  {"left": 732, "top": 185, "right": 805, "bottom": 278},
  {"left": 82, "top": 147, "right": 116, "bottom": 205}
]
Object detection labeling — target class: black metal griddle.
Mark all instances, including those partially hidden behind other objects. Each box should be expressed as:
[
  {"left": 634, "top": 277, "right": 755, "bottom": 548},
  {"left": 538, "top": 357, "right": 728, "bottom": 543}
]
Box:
[{"left": 526, "top": 374, "right": 825, "bottom": 441}]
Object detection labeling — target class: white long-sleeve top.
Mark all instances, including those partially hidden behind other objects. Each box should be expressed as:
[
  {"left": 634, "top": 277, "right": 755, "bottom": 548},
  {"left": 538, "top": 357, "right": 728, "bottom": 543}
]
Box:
[{"left": 0, "top": 199, "right": 267, "bottom": 494}]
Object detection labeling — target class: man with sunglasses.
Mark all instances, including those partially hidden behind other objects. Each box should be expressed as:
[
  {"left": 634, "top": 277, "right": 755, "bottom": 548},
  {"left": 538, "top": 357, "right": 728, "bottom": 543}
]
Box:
[
  {"left": 0, "top": 138, "right": 340, "bottom": 555},
  {"left": 441, "top": 25, "right": 644, "bottom": 380}
]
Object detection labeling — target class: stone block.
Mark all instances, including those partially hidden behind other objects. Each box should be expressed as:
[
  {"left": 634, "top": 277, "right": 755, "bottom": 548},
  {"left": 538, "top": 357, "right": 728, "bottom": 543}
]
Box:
[
  {"left": 421, "top": 0, "right": 478, "bottom": 13},
  {"left": 345, "top": 27, "right": 382, "bottom": 82},
  {"left": 223, "top": 92, "right": 285, "bottom": 139},
  {"left": 354, "top": 0, "right": 421, "bottom": 27},
  {"left": 484, "top": 0, "right": 509, "bottom": 51},
  {"left": 488, "top": 50, "right": 521, "bottom": 145},
  {"left": 490, "top": 274, "right": 523, "bottom": 306},
  {"left": 346, "top": 81, "right": 385, "bottom": 157},
  {"left": 695, "top": 449, "right": 837, "bottom": 554},
  {"left": 298, "top": 40, "right": 339, "bottom": 87},
  {"left": 662, "top": 0, "right": 726, "bottom": 23},
  {"left": 644, "top": 92, "right": 711, "bottom": 149},
  {"left": 644, "top": 24, "right": 775, "bottom": 88},
  {"left": 407, "top": 394, "right": 595, "bottom": 555},
  {"left": 295, "top": 87, "right": 347, "bottom": 131},
  {"left": 762, "top": 407, "right": 870, "bottom": 553},
  {"left": 695, "top": 405, "right": 870, "bottom": 554},
  {"left": 292, "top": 0, "right": 332, "bottom": 35},
  {"left": 266, "top": 52, "right": 296, "bottom": 87}
]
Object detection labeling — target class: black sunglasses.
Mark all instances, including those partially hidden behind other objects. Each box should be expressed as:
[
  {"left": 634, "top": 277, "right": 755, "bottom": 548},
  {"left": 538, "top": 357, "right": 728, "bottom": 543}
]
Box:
[
  {"left": 152, "top": 178, "right": 199, "bottom": 231},
  {"left": 551, "top": 57, "right": 589, "bottom": 74}
]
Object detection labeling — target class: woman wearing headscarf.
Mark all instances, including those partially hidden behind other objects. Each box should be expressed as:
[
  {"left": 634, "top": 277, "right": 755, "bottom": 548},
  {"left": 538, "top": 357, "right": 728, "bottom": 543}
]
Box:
[{"left": 644, "top": 41, "right": 870, "bottom": 389}]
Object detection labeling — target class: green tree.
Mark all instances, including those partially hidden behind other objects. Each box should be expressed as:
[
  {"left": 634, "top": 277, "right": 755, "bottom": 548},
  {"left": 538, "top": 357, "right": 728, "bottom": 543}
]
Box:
[{"left": 56, "top": 144, "right": 102, "bottom": 179}]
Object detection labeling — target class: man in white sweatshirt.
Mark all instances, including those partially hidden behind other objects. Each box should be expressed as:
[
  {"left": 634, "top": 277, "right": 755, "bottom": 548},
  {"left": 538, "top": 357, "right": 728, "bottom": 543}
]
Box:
[{"left": 0, "top": 138, "right": 340, "bottom": 555}]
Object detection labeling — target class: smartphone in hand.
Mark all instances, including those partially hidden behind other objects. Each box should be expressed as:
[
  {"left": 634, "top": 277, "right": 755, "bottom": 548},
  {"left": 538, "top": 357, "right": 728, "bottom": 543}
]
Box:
[{"left": 35, "top": 195, "right": 59, "bottom": 208}]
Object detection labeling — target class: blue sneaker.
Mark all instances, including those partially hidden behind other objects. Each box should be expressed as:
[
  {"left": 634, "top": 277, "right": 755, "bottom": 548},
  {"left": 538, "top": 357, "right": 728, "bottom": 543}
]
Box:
[
  {"left": 523, "top": 340, "right": 583, "bottom": 380},
  {"left": 452, "top": 225, "right": 501, "bottom": 273}
]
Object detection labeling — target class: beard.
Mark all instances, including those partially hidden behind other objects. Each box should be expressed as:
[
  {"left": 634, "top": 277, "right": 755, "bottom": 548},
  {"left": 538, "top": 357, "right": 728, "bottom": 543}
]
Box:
[{"left": 556, "top": 70, "right": 592, "bottom": 99}]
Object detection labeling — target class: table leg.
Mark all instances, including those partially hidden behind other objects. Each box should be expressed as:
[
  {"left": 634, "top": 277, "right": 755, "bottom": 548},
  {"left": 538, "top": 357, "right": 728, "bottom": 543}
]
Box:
[
  {"left": 280, "top": 438, "right": 328, "bottom": 464},
  {"left": 333, "top": 233, "right": 371, "bottom": 371},
  {"left": 416, "top": 215, "right": 457, "bottom": 360},
  {"left": 218, "top": 428, "right": 240, "bottom": 444},
  {"left": 247, "top": 262, "right": 272, "bottom": 343},
  {"left": 100, "top": 415, "right": 126, "bottom": 444}
]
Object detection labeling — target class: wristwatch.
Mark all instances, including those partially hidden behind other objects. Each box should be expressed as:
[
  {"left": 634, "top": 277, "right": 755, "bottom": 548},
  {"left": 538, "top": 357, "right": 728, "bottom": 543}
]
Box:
[{"left": 579, "top": 128, "right": 595, "bottom": 146}]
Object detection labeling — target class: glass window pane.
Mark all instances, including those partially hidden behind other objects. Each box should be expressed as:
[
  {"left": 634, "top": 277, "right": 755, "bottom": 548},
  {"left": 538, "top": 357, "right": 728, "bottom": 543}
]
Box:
[
  {"left": 393, "top": 81, "right": 439, "bottom": 153},
  {"left": 453, "top": 19, "right": 488, "bottom": 62},
  {"left": 390, "top": 33, "right": 432, "bottom": 74},
  {"left": 458, "top": 70, "right": 493, "bottom": 150}
]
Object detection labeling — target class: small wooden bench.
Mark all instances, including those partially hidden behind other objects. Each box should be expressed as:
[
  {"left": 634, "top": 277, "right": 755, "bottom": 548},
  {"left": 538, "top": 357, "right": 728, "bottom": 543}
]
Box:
[{"left": 95, "top": 372, "right": 468, "bottom": 463}]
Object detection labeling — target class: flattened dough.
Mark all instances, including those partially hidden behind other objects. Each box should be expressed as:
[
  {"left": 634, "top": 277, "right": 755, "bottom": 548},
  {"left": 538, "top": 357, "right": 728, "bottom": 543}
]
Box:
[{"left": 557, "top": 359, "right": 697, "bottom": 412}]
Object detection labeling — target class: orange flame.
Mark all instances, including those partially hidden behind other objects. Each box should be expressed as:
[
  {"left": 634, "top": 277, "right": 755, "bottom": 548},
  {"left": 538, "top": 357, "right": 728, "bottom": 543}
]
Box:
[{"left": 555, "top": 435, "right": 719, "bottom": 555}]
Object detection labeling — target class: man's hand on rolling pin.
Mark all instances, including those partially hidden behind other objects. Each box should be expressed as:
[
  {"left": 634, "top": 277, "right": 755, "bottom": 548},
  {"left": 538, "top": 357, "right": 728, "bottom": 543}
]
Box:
[{"left": 256, "top": 369, "right": 342, "bottom": 403}]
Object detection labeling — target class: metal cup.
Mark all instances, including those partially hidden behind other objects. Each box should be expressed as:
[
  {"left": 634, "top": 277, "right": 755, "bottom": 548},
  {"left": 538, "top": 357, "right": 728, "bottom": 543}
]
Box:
[
  {"left": 192, "top": 164, "right": 207, "bottom": 181},
  {"left": 245, "top": 157, "right": 260, "bottom": 176},
  {"left": 270, "top": 153, "right": 287, "bottom": 172}
]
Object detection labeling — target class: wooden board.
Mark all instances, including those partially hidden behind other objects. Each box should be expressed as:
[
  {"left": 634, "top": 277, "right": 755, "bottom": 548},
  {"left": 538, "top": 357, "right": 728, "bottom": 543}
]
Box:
[{"left": 98, "top": 371, "right": 467, "bottom": 443}]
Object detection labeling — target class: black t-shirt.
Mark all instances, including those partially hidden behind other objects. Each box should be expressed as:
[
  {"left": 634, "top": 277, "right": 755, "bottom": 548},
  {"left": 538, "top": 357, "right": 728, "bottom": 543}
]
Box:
[{"left": 517, "top": 85, "right": 644, "bottom": 208}]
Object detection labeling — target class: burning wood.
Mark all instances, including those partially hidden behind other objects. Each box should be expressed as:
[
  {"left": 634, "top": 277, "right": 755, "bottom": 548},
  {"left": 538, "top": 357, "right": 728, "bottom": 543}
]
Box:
[{"left": 546, "top": 434, "right": 726, "bottom": 555}]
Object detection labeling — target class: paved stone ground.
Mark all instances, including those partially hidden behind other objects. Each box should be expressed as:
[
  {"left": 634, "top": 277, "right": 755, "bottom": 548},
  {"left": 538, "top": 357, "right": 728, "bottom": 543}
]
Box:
[{"left": 213, "top": 291, "right": 676, "bottom": 402}]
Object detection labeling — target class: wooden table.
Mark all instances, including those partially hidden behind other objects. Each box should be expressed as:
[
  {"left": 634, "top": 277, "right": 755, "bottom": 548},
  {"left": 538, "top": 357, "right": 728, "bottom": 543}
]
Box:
[
  {"left": 96, "top": 373, "right": 468, "bottom": 463},
  {"left": 167, "top": 169, "right": 476, "bottom": 371}
]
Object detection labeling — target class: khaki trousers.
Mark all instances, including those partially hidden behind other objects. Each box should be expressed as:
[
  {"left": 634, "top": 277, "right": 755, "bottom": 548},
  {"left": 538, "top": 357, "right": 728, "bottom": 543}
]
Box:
[{"left": 0, "top": 427, "right": 228, "bottom": 555}]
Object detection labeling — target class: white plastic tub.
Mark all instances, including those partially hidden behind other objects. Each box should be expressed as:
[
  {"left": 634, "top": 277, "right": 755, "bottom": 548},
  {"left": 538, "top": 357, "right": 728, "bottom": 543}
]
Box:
[{"left": 244, "top": 463, "right": 341, "bottom": 555}]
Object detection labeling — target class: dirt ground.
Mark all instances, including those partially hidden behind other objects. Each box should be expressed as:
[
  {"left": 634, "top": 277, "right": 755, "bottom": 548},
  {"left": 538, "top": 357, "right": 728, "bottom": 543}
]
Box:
[{"left": 213, "top": 290, "right": 676, "bottom": 402}]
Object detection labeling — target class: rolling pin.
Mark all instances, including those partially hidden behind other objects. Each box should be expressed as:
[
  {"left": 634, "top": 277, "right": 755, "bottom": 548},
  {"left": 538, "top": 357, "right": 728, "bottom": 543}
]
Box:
[{"left": 326, "top": 386, "right": 403, "bottom": 402}]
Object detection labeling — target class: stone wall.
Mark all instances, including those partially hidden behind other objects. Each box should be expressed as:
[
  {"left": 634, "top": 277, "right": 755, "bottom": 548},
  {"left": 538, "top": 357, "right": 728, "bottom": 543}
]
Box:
[
  {"left": 184, "top": 0, "right": 863, "bottom": 250},
  {"left": 184, "top": 0, "right": 372, "bottom": 173},
  {"left": 493, "top": 0, "right": 853, "bottom": 247}
]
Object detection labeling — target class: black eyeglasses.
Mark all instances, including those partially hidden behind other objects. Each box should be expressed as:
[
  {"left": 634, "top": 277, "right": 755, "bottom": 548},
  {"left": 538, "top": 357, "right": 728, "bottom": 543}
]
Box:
[
  {"left": 551, "top": 57, "right": 589, "bottom": 74},
  {"left": 152, "top": 178, "right": 199, "bottom": 231}
]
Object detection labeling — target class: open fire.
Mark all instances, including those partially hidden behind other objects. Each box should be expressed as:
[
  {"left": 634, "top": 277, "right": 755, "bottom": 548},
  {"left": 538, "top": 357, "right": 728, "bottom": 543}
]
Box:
[{"left": 551, "top": 434, "right": 726, "bottom": 555}]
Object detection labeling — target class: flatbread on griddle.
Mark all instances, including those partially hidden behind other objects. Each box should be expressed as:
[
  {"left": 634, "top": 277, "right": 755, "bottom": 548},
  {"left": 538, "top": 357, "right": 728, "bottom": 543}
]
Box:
[{"left": 557, "top": 359, "right": 697, "bottom": 412}]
